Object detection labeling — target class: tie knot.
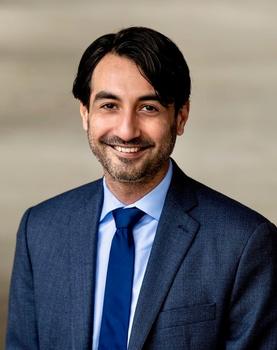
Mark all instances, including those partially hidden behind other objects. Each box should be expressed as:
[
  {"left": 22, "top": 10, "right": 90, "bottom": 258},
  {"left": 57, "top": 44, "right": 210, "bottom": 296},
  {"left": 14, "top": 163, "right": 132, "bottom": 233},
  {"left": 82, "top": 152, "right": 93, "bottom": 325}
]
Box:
[{"left": 112, "top": 207, "right": 145, "bottom": 229}]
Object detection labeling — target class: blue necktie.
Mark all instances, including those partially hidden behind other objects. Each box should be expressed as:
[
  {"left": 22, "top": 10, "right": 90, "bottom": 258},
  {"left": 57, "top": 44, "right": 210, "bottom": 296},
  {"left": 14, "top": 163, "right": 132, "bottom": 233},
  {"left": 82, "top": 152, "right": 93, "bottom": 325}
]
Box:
[{"left": 98, "top": 207, "right": 145, "bottom": 350}]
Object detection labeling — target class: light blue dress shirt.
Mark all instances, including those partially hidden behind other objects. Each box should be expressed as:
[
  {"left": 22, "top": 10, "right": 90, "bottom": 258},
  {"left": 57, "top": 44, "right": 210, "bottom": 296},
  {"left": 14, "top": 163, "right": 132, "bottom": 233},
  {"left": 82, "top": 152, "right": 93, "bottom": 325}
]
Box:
[{"left": 92, "top": 161, "right": 173, "bottom": 349}]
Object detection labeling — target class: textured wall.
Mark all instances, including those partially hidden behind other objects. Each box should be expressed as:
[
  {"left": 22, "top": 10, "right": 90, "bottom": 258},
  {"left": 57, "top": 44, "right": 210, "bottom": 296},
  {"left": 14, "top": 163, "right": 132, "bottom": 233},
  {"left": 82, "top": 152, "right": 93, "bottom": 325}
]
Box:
[{"left": 1, "top": 1, "right": 276, "bottom": 346}]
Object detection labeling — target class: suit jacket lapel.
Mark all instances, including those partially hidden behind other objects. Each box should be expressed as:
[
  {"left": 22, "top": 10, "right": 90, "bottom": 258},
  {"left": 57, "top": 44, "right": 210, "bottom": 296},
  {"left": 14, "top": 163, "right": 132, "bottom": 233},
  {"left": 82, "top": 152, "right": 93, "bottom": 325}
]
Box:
[
  {"left": 69, "top": 180, "right": 103, "bottom": 349},
  {"left": 128, "top": 165, "right": 200, "bottom": 350}
]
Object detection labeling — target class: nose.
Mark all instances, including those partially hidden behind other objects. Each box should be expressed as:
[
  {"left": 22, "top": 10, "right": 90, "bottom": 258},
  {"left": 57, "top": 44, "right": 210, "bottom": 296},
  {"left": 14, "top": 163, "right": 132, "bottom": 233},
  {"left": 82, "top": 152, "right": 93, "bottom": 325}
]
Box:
[{"left": 114, "top": 109, "right": 141, "bottom": 142}]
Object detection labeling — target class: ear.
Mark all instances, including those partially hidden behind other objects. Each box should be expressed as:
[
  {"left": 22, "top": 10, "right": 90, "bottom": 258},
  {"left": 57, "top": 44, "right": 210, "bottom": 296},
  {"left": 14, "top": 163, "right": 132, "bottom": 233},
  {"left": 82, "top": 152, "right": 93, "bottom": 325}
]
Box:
[
  {"left": 176, "top": 101, "right": 190, "bottom": 136},
  {"left": 79, "top": 103, "right": 89, "bottom": 131}
]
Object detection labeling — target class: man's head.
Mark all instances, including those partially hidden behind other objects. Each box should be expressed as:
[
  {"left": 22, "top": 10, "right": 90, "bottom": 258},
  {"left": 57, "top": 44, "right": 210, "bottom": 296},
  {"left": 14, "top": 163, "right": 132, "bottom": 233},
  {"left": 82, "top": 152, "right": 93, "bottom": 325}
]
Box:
[
  {"left": 72, "top": 27, "right": 191, "bottom": 187},
  {"left": 72, "top": 26, "right": 191, "bottom": 114}
]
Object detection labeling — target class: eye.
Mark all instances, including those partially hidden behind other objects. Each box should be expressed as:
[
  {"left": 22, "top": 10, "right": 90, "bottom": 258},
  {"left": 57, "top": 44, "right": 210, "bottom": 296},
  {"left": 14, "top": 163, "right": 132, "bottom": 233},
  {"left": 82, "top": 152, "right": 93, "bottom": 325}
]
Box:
[
  {"left": 141, "top": 105, "right": 159, "bottom": 112},
  {"left": 101, "top": 103, "right": 118, "bottom": 110}
]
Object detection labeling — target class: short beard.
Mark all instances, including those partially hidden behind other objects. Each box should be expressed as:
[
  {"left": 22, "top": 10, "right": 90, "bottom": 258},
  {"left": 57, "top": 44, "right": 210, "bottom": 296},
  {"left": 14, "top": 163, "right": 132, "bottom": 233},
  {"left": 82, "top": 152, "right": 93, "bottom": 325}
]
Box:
[{"left": 87, "top": 124, "right": 177, "bottom": 184}]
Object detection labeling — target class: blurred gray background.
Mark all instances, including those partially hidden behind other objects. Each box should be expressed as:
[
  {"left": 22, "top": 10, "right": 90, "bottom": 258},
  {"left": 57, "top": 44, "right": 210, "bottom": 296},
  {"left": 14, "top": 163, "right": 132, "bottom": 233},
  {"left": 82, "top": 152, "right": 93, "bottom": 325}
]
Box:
[{"left": 1, "top": 0, "right": 276, "bottom": 346}]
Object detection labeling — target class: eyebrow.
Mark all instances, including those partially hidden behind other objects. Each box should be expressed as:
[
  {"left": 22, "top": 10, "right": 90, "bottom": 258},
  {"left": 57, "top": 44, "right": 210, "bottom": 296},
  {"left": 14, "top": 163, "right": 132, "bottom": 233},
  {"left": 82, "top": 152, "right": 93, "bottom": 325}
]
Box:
[
  {"left": 94, "top": 91, "right": 120, "bottom": 102},
  {"left": 93, "top": 90, "right": 161, "bottom": 103}
]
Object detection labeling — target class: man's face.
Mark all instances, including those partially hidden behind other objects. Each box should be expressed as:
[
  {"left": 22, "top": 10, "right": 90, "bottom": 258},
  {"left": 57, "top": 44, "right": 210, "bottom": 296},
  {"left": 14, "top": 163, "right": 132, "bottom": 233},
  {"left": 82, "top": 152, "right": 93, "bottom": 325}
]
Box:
[{"left": 80, "top": 53, "right": 188, "bottom": 184}]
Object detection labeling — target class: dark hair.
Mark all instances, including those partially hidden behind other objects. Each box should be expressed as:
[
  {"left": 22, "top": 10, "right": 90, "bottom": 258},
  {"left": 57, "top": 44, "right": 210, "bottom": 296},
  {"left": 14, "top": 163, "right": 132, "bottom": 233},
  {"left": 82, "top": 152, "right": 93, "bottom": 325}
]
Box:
[{"left": 72, "top": 26, "right": 191, "bottom": 113}]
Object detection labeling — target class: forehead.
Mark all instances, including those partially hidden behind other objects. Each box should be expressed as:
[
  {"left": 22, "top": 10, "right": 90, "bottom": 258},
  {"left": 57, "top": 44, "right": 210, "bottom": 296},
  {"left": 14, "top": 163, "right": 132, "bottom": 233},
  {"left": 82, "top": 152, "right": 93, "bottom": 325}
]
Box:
[{"left": 90, "top": 53, "right": 155, "bottom": 96}]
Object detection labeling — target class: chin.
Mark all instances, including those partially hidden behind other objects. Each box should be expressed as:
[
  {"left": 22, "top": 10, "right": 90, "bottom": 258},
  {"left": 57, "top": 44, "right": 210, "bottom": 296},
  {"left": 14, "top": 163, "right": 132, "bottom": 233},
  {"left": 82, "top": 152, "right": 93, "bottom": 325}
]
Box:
[
  {"left": 105, "top": 161, "right": 166, "bottom": 185},
  {"left": 106, "top": 169, "right": 147, "bottom": 183}
]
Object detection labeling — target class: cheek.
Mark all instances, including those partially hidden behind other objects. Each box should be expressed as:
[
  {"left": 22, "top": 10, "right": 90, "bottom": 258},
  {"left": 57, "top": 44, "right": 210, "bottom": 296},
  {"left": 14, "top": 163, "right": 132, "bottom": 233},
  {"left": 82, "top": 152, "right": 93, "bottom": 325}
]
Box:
[
  {"left": 88, "top": 115, "right": 112, "bottom": 138},
  {"left": 142, "top": 120, "right": 175, "bottom": 142}
]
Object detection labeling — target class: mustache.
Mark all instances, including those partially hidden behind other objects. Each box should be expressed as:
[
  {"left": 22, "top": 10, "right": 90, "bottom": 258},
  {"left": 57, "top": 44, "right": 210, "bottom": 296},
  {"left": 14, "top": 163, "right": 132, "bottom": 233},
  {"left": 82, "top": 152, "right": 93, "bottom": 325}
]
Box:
[{"left": 100, "top": 136, "right": 154, "bottom": 148}]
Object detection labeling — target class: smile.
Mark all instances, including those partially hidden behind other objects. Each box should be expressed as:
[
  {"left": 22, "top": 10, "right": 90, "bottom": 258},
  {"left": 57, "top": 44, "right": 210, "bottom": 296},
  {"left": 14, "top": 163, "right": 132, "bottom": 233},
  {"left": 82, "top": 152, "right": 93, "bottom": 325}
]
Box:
[{"left": 113, "top": 146, "right": 142, "bottom": 153}]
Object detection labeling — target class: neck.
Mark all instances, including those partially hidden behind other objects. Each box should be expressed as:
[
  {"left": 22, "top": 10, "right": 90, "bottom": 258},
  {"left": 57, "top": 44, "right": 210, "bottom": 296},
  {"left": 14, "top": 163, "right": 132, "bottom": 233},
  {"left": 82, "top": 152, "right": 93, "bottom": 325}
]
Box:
[{"left": 104, "top": 162, "right": 170, "bottom": 205}]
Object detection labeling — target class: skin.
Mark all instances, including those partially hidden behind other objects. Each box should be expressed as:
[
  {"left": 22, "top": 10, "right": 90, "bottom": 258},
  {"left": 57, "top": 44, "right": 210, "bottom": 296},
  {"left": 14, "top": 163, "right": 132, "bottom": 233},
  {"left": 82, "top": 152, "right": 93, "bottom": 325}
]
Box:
[{"left": 80, "top": 53, "right": 189, "bottom": 204}]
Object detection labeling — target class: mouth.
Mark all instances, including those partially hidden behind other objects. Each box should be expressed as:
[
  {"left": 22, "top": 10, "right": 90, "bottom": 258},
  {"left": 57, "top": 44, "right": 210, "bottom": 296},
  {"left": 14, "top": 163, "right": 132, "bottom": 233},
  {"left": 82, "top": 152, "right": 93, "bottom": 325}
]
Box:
[
  {"left": 107, "top": 144, "right": 152, "bottom": 159},
  {"left": 113, "top": 146, "right": 143, "bottom": 153},
  {"left": 100, "top": 137, "right": 154, "bottom": 158}
]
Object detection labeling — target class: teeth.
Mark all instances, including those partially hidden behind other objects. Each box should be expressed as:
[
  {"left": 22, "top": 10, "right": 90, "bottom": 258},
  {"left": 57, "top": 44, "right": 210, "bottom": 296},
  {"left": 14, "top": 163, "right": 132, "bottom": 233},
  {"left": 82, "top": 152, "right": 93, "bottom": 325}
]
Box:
[{"left": 114, "top": 146, "right": 140, "bottom": 153}]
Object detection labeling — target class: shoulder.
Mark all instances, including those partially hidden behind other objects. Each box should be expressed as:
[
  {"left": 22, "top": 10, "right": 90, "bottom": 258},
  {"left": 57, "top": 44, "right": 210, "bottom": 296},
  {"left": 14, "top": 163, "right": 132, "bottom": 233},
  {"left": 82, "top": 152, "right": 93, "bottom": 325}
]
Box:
[
  {"left": 171, "top": 162, "right": 275, "bottom": 235},
  {"left": 22, "top": 179, "right": 103, "bottom": 229},
  {"left": 32, "top": 178, "right": 103, "bottom": 211},
  {"left": 194, "top": 177, "right": 271, "bottom": 228},
  {"left": 170, "top": 165, "right": 277, "bottom": 266}
]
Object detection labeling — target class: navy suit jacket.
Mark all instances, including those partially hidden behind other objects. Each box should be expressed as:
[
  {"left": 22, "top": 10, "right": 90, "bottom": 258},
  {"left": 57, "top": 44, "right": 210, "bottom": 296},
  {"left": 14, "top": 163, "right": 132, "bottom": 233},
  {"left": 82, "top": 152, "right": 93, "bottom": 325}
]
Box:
[{"left": 6, "top": 162, "right": 277, "bottom": 349}]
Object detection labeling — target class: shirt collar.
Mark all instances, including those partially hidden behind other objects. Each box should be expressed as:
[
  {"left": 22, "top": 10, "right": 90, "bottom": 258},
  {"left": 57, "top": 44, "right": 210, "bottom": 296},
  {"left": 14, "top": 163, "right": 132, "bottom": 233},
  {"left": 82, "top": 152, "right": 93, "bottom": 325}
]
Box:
[{"left": 100, "top": 160, "right": 173, "bottom": 222}]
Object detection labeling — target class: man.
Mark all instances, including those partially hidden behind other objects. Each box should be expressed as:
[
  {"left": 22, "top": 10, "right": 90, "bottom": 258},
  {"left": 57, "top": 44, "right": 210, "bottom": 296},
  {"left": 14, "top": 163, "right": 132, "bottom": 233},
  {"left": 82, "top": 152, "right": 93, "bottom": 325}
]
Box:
[{"left": 6, "top": 27, "right": 277, "bottom": 350}]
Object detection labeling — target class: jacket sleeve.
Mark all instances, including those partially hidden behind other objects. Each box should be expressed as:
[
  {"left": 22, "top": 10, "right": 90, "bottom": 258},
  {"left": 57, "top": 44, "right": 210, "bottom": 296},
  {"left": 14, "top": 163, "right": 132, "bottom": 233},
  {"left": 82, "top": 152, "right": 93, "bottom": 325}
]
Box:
[
  {"left": 226, "top": 221, "right": 277, "bottom": 350},
  {"left": 5, "top": 208, "right": 39, "bottom": 349}
]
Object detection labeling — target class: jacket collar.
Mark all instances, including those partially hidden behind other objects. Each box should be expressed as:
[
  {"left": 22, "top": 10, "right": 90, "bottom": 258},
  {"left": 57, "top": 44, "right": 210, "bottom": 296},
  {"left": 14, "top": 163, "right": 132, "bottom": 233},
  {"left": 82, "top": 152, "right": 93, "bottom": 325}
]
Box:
[
  {"left": 128, "top": 161, "right": 200, "bottom": 350},
  {"left": 69, "top": 179, "right": 103, "bottom": 349}
]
